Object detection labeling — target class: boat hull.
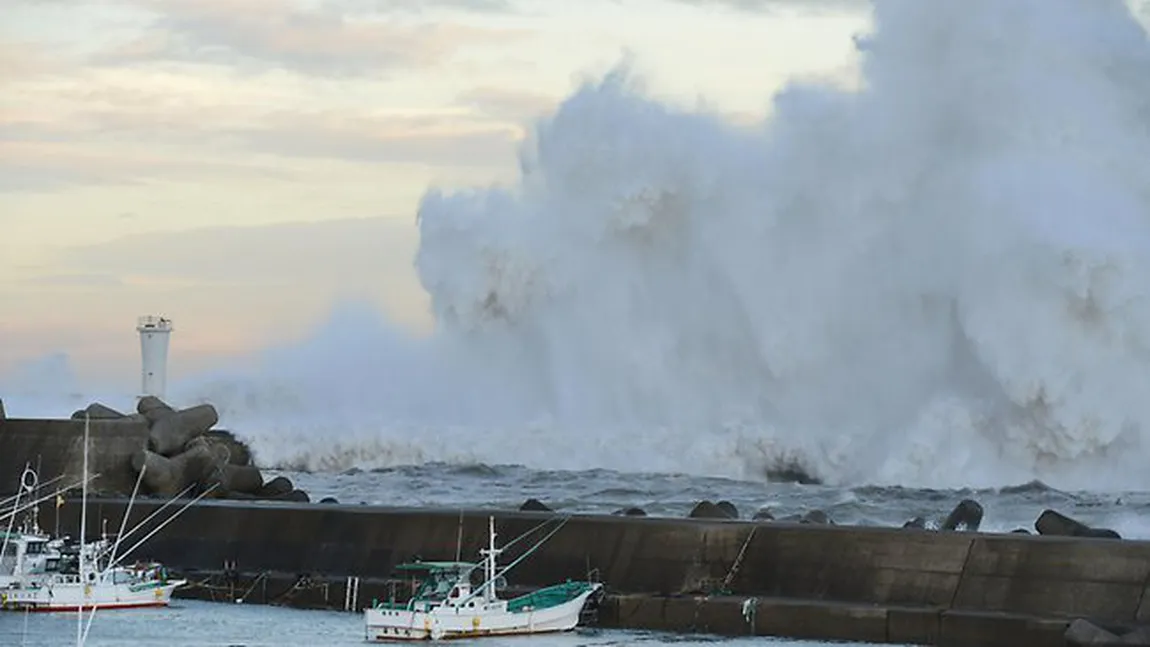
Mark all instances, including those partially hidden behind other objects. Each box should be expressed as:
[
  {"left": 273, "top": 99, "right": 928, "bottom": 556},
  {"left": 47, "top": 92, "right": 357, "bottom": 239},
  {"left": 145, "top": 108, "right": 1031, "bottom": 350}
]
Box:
[
  {"left": 0, "top": 580, "right": 185, "bottom": 613},
  {"left": 365, "top": 584, "right": 600, "bottom": 641}
]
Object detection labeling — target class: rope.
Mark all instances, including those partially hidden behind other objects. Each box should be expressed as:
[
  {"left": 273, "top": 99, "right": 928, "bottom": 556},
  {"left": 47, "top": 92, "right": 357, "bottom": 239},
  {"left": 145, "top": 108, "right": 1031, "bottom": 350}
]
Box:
[
  {"left": 235, "top": 572, "right": 269, "bottom": 603},
  {"left": 492, "top": 514, "right": 570, "bottom": 556},
  {"left": 717, "top": 526, "right": 757, "bottom": 595}
]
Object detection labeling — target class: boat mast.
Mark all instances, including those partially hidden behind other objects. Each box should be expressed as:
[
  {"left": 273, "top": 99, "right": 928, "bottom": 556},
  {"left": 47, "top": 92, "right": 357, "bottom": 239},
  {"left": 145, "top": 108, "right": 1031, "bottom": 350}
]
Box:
[
  {"left": 479, "top": 515, "right": 501, "bottom": 603},
  {"left": 0, "top": 465, "right": 26, "bottom": 565},
  {"left": 77, "top": 412, "right": 90, "bottom": 645}
]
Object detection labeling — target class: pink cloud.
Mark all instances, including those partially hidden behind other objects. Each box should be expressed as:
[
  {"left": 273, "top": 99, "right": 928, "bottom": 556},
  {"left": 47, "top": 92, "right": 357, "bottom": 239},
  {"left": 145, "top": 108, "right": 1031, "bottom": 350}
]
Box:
[{"left": 101, "top": 0, "right": 532, "bottom": 75}]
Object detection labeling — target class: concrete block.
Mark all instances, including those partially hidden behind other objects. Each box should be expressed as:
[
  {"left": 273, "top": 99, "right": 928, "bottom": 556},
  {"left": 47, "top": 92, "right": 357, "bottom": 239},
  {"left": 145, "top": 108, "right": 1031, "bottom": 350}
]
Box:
[
  {"left": 205, "top": 464, "right": 265, "bottom": 497},
  {"left": 1037, "top": 510, "right": 1121, "bottom": 539},
  {"left": 149, "top": 404, "right": 220, "bottom": 456},
  {"left": 940, "top": 610, "right": 1070, "bottom": 647},
  {"left": 1129, "top": 583, "right": 1150, "bottom": 623},
  {"left": 734, "top": 524, "right": 972, "bottom": 606},
  {"left": 953, "top": 536, "right": 1150, "bottom": 621},
  {"left": 695, "top": 597, "right": 758, "bottom": 636},
  {"left": 1064, "top": 618, "right": 1124, "bottom": 646},
  {"left": 189, "top": 430, "right": 253, "bottom": 467},
  {"left": 130, "top": 442, "right": 225, "bottom": 497},
  {"left": 754, "top": 598, "right": 889, "bottom": 643},
  {"left": 137, "top": 395, "right": 175, "bottom": 423},
  {"left": 888, "top": 606, "right": 942, "bottom": 644},
  {"left": 658, "top": 596, "right": 701, "bottom": 632}
]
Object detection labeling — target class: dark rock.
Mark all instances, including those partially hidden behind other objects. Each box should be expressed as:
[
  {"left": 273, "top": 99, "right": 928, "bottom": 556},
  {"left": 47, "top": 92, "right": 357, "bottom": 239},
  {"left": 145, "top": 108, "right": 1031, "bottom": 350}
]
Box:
[
  {"left": 715, "top": 500, "right": 739, "bottom": 519},
  {"left": 279, "top": 489, "right": 310, "bottom": 503},
  {"left": 0, "top": 398, "right": 5, "bottom": 419},
  {"left": 259, "top": 476, "right": 294, "bottom": 498},
  {"left": 1011, "top": 528, "right": 1030, "bottom": 534},
  {"left": 71, "top": 403, "right": 126, "bottom": 420},
  {"left": 612, "top": 507, "right": 647, "bottom": 517},
  {"left": 688, "top": 500, "right": 734, "bottom": 519},
  {"left": 189, "top": 430, "right": 252, "bottom": 466},
  {"left": 148, "top": 403, "right": 220, "bottom": 456},
  {"left": 902, "top": 517, "right": 927, "bottom": 529},
  {"left": 231, "top": 488, "right": 309, "bottom": 503},
  {"left": 941, "top": 499, "right": 983, "bottom": 531},
  {"left": 519, "top": 498, "right": 552, "bottom": 512},
  {"left": 204, "top": 463, "right": 264, "bottom": 497},
  {"left": 1036, "top": 509, "right": 1121, "bottom": 539},
  {"left": 752, "top": 508, "right": 775, "bottom": 521},
  {"left": 1064, "top": 618, "right": 1122, "bottom": 646},
  {"left": 320, "top": 497, "right": 339, "bottom": 504},
  {"left": 799, "top": 510, "right": 832, "bottom": 525}
]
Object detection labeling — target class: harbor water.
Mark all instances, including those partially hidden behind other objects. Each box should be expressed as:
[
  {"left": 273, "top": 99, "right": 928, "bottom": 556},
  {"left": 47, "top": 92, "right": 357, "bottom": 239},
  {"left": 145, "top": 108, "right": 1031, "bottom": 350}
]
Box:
[{"left": 0, "top": 599, "right": 911, "bottom": 647}]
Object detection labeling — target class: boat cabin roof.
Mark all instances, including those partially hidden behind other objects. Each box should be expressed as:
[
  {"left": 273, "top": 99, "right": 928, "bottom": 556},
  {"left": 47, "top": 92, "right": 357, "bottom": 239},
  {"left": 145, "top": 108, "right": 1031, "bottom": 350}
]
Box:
[
  {"left": 0, "top": 531, "right": 43, "bottom": 541},
  {"left": 394, "top": 561, "right": 477, "bottom": 574}
]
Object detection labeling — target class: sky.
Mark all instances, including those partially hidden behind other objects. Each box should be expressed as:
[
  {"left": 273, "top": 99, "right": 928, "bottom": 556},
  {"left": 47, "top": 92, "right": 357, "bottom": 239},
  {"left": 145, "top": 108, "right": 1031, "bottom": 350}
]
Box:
[{"left": 1, "top": 0, "right": 872, "bottom": 389}]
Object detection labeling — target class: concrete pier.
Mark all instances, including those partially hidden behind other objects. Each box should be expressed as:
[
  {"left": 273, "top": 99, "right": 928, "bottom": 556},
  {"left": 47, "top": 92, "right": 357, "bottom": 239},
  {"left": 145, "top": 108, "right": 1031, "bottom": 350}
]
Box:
[{"left": 44, "top": 497, "right": 1150, "bottom": 646}]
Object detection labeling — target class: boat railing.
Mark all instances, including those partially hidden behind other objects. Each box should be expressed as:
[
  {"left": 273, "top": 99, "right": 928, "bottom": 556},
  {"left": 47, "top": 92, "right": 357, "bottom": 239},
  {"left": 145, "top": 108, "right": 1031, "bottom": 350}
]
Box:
[{"left": 372, "top": 599, "right": 412, "bottom": 611}]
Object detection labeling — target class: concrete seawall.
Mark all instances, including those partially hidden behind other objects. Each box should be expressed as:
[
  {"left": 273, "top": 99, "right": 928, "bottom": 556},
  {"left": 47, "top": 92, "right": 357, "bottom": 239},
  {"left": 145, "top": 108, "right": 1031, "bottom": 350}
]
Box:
[
  {"left": 46, "top": 497, "right": 1150, "bottom": 646},
  {"left": 0, "top": 418, "right": 149, "bottom": 495}
]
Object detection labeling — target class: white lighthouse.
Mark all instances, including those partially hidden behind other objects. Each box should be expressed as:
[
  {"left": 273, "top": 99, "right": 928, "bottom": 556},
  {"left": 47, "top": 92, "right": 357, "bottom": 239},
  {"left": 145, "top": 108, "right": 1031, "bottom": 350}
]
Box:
[{"left": 137, "top": 315, "right": 173, "bottom": 400}]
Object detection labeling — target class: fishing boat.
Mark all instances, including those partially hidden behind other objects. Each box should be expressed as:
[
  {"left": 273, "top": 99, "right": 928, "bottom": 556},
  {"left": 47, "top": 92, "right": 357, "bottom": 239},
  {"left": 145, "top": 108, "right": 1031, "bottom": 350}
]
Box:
[
  {"left": 0, "top": 414, "right": 202, "bottom": 614},
  {"left": 0, "top": 534, "right": 185, "bottom": 612},
  {"left": 363, "top": 516, "right": 602, "bottom": 641}
]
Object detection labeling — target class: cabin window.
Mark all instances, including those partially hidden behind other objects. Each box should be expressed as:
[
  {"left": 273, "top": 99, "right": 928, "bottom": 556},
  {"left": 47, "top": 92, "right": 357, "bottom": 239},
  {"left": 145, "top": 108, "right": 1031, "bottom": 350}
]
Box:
[
  {"left": 25, "top": 542, "right": 44, "bottom": 555},
  {"left": 449, "top": 586, "right": 459, "bottom": 598}
]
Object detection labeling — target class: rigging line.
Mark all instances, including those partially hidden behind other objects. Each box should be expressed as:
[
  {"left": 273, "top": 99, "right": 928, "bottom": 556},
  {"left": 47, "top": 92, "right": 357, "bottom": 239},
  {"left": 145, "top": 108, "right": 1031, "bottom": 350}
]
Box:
[
  {"left": 92, "top": 483, "right": 196, "bottom": 563},
  {"left": 458, "top": 516, "right": 572, "bottom": 606}
]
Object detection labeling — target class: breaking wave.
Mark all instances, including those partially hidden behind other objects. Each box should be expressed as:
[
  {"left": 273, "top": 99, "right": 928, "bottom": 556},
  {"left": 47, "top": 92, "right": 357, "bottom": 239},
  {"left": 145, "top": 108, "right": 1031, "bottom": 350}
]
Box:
[{"left": 10, "top": 0, "right": 1150, "bottom": 491}]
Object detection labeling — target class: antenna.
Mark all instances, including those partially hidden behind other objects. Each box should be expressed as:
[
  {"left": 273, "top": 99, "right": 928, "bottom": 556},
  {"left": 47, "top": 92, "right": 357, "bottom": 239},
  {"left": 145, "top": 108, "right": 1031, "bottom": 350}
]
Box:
[{"left": 136, "top": 315, "right": 173, "bottom": 400}]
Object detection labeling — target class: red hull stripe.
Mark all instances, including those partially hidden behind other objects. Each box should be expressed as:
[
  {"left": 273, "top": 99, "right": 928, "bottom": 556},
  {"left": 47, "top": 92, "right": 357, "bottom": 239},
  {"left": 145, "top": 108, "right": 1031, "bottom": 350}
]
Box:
[{"left": 8, "top": 601, "right": 170, "bottom": 613}]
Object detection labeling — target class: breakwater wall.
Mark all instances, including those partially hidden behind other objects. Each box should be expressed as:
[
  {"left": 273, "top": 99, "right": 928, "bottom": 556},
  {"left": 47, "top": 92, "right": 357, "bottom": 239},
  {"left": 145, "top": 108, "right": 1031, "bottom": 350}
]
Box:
[
  {"left": 0, "top": 417, "right": 150, "bottom": 495},
  {"left": 45, "top": 497, "right": 1150, "bottom": 646},
  {"left": 0, "top": 404, "right": 308, "bottom": 502}
]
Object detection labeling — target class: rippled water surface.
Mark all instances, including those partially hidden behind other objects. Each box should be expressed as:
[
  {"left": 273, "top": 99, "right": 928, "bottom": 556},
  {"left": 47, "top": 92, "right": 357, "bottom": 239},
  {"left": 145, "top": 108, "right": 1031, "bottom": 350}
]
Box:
[{"left": 0, "top": 599, "right": 909, "bottom": 647}]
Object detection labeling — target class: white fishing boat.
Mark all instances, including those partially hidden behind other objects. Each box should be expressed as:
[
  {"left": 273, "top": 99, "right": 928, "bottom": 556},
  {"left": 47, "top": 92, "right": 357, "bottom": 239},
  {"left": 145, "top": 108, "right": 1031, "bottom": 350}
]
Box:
[
  {"left": 364, "top": 516, "right": 602, "bottom": 641},
  {"left": 0, "top": 534, "right": 185, "bottom": 612},
  {"left": 0, "top": 415, "right": 200, "bottom": 614}
]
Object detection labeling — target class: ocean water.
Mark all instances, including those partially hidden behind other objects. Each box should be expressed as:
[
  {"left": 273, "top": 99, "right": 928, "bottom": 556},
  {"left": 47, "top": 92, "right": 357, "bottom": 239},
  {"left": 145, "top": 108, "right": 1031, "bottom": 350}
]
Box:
[
  {"left": 0, "top": 600, "right": 909, "bottom": 647},
  {"left": 274, "top": 465, "right": 1150, "bottom": 538}
]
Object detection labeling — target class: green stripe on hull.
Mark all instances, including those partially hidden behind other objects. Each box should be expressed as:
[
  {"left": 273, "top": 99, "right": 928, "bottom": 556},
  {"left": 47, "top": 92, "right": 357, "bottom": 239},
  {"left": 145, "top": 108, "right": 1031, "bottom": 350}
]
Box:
[{"left": 505, "top": 581, "right": 596, "bottom": 613}]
